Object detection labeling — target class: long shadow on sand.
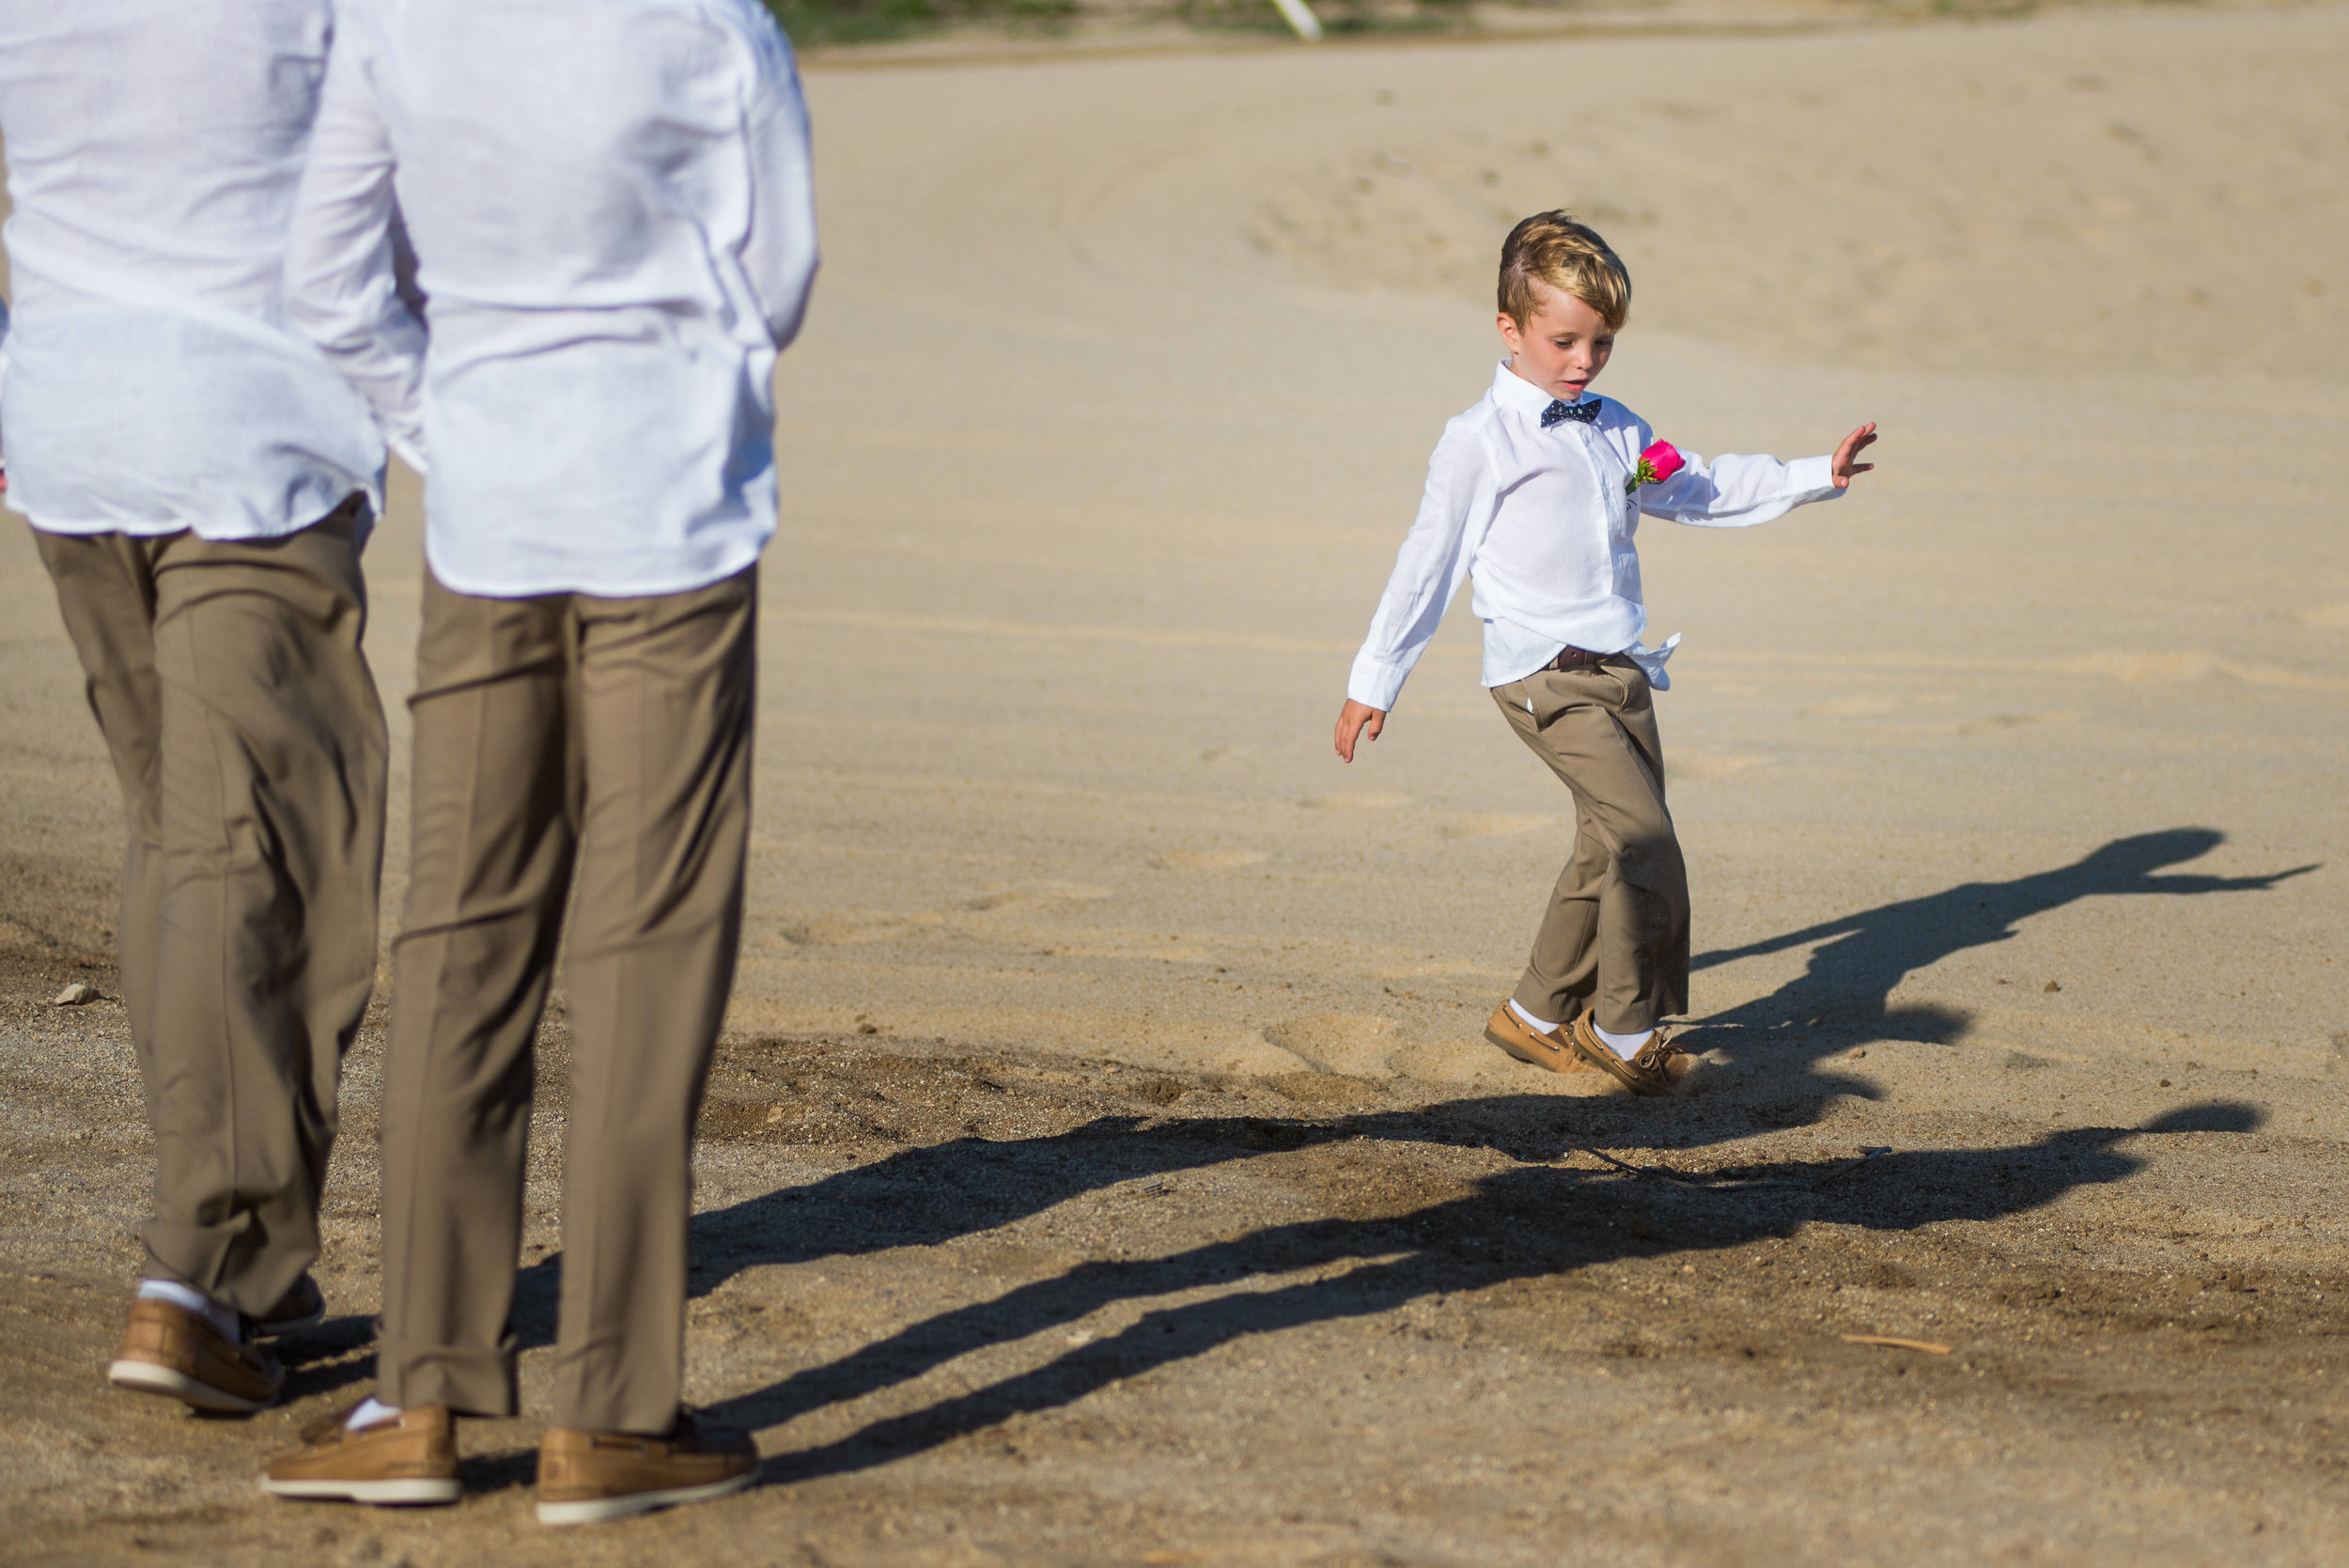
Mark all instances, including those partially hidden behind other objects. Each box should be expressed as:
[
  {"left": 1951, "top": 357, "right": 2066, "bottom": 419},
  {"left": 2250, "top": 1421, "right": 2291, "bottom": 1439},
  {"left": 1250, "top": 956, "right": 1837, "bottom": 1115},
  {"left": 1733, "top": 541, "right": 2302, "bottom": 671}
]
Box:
[
  {"left": 504, "top": 828, "right": 2305, "bottom": 1379},
  {"left": 1672, "top": 826, "right": 2312, "bottom": 1123},
  {"left": 707, "top": 1101, "right": 2256, "bottom": 1483},
  {"left": 655, "top": 825, "right": 2307, "bottom": 1276}
]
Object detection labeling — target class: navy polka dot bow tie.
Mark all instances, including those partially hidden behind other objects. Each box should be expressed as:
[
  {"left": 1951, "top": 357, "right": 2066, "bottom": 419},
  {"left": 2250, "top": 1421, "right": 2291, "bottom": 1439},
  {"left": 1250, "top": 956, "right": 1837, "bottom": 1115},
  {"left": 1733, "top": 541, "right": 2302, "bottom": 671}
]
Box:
[{"left": 1541, "top": 398, "right": 1601, "bottom": 428}]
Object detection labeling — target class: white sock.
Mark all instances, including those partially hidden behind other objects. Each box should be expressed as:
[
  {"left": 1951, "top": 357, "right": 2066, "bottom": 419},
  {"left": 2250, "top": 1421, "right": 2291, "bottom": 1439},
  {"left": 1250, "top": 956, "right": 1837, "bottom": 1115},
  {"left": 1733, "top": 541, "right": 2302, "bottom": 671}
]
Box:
[
  {"left": 345, "top": 1396, "right": 402, "bottom": 1432},
  {"left": 137, "top": 1278, "right": 241, "bottom": 1343},
  {"left": 1592, "top": 1021, "right": 1656, "bottom": 1061},
  {"left": 1508, "top": 1000, "right": 1562, "bottom": 1036}
]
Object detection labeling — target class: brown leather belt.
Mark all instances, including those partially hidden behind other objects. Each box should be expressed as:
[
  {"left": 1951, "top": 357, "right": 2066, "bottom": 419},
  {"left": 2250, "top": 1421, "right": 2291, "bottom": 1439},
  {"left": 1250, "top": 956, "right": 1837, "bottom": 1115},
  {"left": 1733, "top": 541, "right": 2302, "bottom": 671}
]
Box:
[{"left": 1547, "top": 644, "right": 1610, "bottom": 671}]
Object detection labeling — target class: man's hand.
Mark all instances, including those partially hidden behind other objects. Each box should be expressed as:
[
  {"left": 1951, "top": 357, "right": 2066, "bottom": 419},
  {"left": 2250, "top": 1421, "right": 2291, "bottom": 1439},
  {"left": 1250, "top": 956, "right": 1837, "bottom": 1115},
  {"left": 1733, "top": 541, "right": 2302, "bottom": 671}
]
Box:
[
  {"left": 1334, "top": 699, "right": 1386, "bottom": 763},
  {"left": 1831, "top": 422, "right": 1878, "bottom": 489}
]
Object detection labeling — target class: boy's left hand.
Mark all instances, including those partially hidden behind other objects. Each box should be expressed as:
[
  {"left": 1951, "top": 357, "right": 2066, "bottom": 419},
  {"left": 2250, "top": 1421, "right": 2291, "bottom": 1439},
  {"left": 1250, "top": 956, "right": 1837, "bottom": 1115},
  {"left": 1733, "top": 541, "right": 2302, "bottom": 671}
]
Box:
[{"left": 1831, "top": 423, "right": 1877, "bottom": 489}]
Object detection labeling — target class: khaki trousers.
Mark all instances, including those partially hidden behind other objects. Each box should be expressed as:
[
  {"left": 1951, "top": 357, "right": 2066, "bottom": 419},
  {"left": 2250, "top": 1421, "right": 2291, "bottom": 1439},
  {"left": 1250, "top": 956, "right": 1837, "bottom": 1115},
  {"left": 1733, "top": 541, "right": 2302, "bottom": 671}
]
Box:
[
  {"left": 33, "top": 503, "right": 387, "bottom": 1315},
  {"left": 1490, "top": 657, "right": 1690, "bottom": 1035},
  {"left": 377, "top": 566, "right": 756, "bottom": 1436}
]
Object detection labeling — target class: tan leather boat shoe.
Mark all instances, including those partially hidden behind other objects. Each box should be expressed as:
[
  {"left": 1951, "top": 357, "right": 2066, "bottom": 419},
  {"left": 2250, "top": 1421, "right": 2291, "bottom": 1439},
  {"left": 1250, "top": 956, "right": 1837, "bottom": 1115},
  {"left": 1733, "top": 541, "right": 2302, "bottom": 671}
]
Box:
[
  {"left": 536, "top": 1412, "right": 758, "bottom": 1526},
  {"left": 1564, "top": 1012, "right": 1687, "bottom": 1096},
  {"left": 107, "top": 1296, "right": 283, "bottom": 1413},
  {"left": 1483, "top": 1000, "right": 1594, "bottom": 1075},
  {"left": 263, "top": 1404, "right": 460, "bottom": 1506}
]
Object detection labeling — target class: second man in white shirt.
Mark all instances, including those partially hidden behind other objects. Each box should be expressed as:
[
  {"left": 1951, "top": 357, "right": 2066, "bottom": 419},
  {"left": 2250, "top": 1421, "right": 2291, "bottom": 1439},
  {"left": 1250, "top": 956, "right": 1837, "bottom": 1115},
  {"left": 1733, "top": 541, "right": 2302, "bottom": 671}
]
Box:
[{"left": 261, "top": 0, "right": 818, "bottom": 1525}]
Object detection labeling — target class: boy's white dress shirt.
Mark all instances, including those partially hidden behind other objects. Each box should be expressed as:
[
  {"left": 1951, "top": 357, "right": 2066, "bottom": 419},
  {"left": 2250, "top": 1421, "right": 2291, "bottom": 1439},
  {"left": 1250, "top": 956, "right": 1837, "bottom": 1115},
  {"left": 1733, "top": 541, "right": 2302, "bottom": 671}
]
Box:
[
  {"left": 1346, "top": 362, "right": 1843, "bottom": 712},
  {"left": 0, "top": 0, "right": 388, "bottom": 539},
  {"left": 285, "top": 0, "right": 819, "bottom": 599}
]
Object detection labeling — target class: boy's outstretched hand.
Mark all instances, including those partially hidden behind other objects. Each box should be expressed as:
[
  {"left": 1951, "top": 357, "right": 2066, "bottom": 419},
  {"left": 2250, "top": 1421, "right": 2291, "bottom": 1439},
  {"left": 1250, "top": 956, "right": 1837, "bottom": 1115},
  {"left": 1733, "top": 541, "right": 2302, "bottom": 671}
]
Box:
[
  {"left": 1334, "top": 699, "right": 1385, "bottom": 763},
  {"left": 1831, "top": 422, "right": 1878, "bottom": 489}
]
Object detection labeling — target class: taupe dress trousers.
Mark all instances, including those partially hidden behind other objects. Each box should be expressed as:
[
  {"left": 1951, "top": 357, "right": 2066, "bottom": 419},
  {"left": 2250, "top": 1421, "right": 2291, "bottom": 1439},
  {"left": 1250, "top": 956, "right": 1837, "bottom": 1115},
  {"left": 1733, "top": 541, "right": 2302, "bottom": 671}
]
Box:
[
  {"left": 1488, "top": 656, "right": 1690, "bottom": 1035},
  {"left": 33, "top": 499, "right": 388, "bottom": 1316},
  {"left": 377, "top": 565, "right": 755, "bottom": 1436}
]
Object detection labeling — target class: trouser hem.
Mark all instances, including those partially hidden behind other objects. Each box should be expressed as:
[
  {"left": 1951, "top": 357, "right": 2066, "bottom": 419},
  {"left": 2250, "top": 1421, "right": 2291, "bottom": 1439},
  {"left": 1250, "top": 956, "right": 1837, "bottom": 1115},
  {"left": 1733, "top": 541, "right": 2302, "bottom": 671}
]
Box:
[
  {"left": 1510, "top": 979, "right": 1593, "bottom": 1031},
  {"left": 379, "top": 1338, "right": 521, "bottom": 1418}
]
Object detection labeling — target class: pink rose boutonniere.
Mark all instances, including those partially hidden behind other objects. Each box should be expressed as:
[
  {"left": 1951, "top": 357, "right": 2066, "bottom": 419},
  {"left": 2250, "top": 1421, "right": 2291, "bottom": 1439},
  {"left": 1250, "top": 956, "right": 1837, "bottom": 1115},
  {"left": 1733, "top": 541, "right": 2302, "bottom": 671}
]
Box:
[{"left": 1625, "top": 440, "right": 1684, "bottom": 496}]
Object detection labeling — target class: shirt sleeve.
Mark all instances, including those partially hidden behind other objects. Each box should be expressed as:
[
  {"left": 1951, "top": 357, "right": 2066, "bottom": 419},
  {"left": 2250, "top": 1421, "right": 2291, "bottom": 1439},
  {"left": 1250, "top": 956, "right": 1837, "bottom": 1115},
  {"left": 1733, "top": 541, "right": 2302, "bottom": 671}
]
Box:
[
  {"left": 735, "top": 21, "right": 819, "bottom": 350},
  {"left": 1346, "top": 422, "right": 1495, "bottom": 712},
  {"left": 283, "top": 20, "right": 429, "bottom": 472},
  {"left": 1637, "top": 447, "right": 1842, "bottom": 529}
]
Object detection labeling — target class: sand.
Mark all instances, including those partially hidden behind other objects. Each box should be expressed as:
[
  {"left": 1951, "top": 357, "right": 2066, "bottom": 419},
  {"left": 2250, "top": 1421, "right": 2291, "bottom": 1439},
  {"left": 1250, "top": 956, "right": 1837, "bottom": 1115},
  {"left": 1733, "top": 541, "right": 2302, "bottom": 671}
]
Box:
[{"left": 2, "top": 4, "right": 2347, "bottom": 1562}]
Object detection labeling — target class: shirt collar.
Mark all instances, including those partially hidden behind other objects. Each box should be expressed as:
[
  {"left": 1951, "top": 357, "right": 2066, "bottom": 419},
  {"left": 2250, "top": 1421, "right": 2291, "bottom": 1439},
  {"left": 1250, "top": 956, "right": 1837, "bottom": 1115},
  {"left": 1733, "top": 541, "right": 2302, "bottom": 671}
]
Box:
[{"left": 1490, "top": 360, "right": 1601, "bottom": 424}]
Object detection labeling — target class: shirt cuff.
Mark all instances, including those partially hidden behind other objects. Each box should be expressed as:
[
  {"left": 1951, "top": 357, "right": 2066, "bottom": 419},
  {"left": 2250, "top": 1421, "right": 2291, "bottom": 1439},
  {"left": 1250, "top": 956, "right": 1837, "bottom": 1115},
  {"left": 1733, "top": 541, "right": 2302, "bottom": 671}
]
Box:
[
  {"left": 1346, "top": 652, "right": 1412, "bottom": 712},
  {"left": 1786, "top": 453, "right": 1843, "bottom": 500}
]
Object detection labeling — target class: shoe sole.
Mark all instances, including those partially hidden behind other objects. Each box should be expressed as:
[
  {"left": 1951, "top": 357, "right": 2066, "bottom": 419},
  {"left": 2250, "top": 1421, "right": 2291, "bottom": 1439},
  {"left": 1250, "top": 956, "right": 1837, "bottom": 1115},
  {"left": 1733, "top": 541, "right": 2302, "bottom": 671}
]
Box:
[
  {"left": 1483, "top": 1023, "right": 1543, "bottom": 1065},
  {"left": 261, "top": 1477, "right": 460, "bottom": 1506},
  {"left": 251, "top": 1308, "right": 325, "bottom": 1338},
  {"left": 1484, "top": 1022, "right": 1583, "bottom": 1076},
  {"left": 108, "top": 1358, "right": 272, "bottom": 1414},
  {"left": 537, "top": 1467, "right": 757, "bottom": 1527}
]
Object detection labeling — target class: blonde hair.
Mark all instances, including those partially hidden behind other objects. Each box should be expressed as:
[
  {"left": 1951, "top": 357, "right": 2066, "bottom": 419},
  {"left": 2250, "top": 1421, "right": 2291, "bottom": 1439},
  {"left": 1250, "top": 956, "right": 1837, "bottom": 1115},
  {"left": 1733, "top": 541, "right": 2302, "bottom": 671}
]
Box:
[{"left": 1497, "top": 210, "right": 1630, "bottom": 331}]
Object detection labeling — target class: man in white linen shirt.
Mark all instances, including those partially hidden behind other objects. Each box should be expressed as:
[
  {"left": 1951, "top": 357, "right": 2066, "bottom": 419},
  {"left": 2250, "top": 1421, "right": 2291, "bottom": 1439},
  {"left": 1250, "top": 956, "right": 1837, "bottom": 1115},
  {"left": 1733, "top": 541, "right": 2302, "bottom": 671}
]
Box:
[
  {"left": 1334, "top": 211, "right": 1876, "bottom": 1095},
  {"left": 259, "top": 0, "right": 817, "bottom": 1526},
  {"left": 0, "top": 0, "right": 392, "bottom": 1415}
]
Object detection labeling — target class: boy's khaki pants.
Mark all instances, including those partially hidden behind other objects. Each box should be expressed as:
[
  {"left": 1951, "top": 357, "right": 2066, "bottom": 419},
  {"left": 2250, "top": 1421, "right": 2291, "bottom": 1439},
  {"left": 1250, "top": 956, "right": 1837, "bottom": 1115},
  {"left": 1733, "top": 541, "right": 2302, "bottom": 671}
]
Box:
[
  {"left": 32, "top": 502, "right": 388, "bottom": 1316},
  {"left": 376, "top": 566, "right": 755, "bottom": 1436},
  {"left": 1489, "top": 657, "right": 1690, "bottom": 1035}
]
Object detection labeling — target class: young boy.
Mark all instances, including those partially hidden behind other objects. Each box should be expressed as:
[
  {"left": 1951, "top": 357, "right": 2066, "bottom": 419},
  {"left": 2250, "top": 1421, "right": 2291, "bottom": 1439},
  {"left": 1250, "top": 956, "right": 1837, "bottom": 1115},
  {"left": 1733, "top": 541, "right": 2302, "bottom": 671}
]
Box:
[
  {"left": 1333, "top": 210, "right": 1875, "bottom": 1095},
  {"left": 257, "top": 0, "right": 817, "bottom": 1526}
]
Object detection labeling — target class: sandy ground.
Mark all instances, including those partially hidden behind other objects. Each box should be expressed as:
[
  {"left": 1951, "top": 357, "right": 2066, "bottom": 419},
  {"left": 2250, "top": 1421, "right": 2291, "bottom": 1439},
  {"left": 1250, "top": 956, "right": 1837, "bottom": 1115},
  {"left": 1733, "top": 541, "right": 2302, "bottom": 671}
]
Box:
[{"left": 3, "top": 4, "right": 2348, "bottom": 1563}]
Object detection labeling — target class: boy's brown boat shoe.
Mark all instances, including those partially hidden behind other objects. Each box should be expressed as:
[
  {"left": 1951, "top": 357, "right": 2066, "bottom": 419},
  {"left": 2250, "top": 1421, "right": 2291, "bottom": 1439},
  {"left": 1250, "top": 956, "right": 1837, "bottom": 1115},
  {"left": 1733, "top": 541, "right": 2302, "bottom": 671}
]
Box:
[
  {"left": 1565, "top": 1012, "right": 1688, "bottom": 1096},
  {"left": 1482, "top": 1001, "right": 1595, "bottom": 1075},
  {"left": 262, "top": 1404, "right": 460, "bottom": 1506},
  {"left": 536, "top": 1412, "right": 758, "bottom": 1526},
  {"left": 249, "top": 1274, "right": 326, "bottom": 1338},
  {"left": 107, "top": 1296, "right": 283, "bottom": 1413}
]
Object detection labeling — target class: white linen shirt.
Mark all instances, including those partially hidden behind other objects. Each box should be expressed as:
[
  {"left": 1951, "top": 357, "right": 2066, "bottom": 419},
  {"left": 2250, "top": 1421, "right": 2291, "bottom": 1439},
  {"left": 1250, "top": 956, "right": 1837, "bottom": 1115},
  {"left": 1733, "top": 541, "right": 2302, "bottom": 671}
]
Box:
[
  {"left": 0, "top": 0, "right": 388, "bottom": 539},
  {"left": 1346, "top": 362, "right": 1844, "bottom": 711},
  {"left": 285, "top": 0, "right": 819, "bottom": 598}
]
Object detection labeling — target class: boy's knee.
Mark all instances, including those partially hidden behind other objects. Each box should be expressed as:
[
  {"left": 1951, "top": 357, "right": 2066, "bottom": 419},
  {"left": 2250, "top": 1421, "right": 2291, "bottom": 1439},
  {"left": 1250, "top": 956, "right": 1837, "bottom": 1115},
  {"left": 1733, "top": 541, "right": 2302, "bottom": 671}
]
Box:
[
  {"left": 1610, "top": 823, "right": 1688, "bottom": 892},
  {"left": 1613, "top": 813, "right": 1681, "bottom": 865}
]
